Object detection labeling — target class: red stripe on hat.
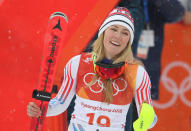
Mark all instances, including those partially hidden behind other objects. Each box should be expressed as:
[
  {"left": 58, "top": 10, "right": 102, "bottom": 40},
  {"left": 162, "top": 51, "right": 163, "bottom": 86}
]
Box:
[
  {"left": 117, "top": 7, "right": 130, "bottom": 13},
  {"left": 109, "top": 12, "right": 134, "bottom": 23}
]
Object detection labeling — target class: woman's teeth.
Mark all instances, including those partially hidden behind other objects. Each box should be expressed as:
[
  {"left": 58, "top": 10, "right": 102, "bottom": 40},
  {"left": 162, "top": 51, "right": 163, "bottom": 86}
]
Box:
[{"left": 111, "top": 41, "right": 120, "bottom": 46}]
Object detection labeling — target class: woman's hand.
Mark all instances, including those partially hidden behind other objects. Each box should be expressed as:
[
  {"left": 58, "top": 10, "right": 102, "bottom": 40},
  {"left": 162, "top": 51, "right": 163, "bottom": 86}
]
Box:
[
  {"left": 133, "top": 102, "right": 155, "bottom": 131},
  {"left": 27, "top": 102, "right": 41, "bottom": 118}
]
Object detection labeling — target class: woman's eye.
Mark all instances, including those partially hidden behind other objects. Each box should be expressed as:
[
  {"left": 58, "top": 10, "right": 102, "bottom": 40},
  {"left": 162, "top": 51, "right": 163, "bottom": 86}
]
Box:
[
  {"left": 122, "top": 32, "right": 129, "bottom": 36},
  {"left": 111, "top": 28, "right": 117, "bottom": 31}
]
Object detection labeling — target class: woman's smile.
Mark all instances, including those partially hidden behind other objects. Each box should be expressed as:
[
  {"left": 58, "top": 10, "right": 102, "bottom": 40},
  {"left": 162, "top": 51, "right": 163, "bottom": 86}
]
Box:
[{"left": 110, "top": 41, "right": 120, "bottom": 46}]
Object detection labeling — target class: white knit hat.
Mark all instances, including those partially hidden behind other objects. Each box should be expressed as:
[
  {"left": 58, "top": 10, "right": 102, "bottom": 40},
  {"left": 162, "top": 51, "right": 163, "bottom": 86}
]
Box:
[{"left": 98, "top": 7, "right": 134, "bottom": 45}]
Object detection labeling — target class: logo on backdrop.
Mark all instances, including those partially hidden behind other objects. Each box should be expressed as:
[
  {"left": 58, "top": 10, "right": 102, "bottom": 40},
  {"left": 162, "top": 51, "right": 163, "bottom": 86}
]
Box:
[
  {"left": 83, "top": 72, "right": 127, "bottom": 96},
  {"left": 153, "top": 61, "right": 191, "bottom": 109}
]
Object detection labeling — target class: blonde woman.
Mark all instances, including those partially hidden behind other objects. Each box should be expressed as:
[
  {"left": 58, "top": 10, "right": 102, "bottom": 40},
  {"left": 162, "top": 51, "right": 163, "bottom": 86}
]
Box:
[{"left": 27, "top": 7, "right": 157, "bottom": 131}]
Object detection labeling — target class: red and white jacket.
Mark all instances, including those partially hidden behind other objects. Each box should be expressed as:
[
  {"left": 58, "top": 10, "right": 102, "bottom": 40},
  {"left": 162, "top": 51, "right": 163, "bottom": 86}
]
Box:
[{"left": 47, "top": 53, "right": 157, "bottom": 131}]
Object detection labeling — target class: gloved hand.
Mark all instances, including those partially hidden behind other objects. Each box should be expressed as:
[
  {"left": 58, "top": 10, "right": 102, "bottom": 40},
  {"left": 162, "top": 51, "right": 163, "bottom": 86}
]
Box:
[{"left": 133, "top": 102, "right": 155, "bottom": 131}]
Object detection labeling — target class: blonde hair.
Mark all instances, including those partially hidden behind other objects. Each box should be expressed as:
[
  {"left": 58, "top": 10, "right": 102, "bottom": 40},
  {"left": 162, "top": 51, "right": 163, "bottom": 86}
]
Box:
[{"left": 88, "top": 32, "right": 138, "bottom": 103}]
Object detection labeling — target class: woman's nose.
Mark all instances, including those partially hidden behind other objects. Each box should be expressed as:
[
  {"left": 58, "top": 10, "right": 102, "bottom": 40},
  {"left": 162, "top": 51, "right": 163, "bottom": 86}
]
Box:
[{"left": 113, "top": 31, "right": 121, "bottom": 38}]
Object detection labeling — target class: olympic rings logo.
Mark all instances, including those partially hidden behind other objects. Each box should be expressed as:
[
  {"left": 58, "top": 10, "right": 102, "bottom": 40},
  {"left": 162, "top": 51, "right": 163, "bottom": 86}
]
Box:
[
  {"left": 153, "top": 61, "right": 191, "bottom": 109},
  {"left": 83, "top": 73, "right": 127, "bottom": 96}
]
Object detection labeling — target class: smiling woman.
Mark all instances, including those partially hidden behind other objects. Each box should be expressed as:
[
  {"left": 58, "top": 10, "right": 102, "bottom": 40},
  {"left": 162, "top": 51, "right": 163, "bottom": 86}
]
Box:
[
  {"left": 27, "top": 7, "right": 157, "bottom": 131},
  {"left": 103, "top": 25, "right": 130, "bottom": 59}
]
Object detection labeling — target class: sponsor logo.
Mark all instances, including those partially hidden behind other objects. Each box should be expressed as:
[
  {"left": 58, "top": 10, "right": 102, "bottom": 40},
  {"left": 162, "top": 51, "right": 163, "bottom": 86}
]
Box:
[{"left": 83, "top": 73, "right": 127, "bottom": 96}]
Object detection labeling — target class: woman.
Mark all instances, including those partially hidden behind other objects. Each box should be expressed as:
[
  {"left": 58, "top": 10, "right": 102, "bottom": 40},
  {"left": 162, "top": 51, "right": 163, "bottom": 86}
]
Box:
[{"left": 27, "top": 7, "right": 157, "bottom": 131}]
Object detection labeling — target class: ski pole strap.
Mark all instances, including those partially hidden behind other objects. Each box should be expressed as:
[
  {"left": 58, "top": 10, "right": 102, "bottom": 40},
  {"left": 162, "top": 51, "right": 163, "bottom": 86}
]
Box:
[
  {"left": 32, "top": 85, "right": 58, "bottom": 101},
  {"left": 32, "top": 90, "right": 51, "bottom": 101}
]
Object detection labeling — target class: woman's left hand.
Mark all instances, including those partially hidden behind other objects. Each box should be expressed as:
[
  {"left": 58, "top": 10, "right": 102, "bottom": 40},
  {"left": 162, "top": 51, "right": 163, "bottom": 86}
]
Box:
[{"left": 133, "top": 102, "right": 155, "bottom": 131}]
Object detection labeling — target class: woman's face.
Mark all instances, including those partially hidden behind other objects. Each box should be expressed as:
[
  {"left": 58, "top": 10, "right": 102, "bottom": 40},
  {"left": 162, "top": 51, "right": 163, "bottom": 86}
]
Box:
[{"left": 103, "top": 25, "right": 130, "bottom": 59}]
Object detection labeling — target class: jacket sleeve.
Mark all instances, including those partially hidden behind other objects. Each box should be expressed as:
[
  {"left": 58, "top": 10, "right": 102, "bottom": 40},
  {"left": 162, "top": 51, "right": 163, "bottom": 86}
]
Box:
[
  {"left": 46, "top": 55, "right": 81, "bottom": 116},
  {"left": 150, "top": 0, "right": 185, "bottom": 23},
  {"left": 134, "top": 65, "right": 157, "bottom": 128}
]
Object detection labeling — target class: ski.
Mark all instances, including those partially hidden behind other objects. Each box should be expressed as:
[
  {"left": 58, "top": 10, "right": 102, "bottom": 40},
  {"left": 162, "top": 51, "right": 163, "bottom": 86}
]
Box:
[{"left": 30, "top": 12, "right": 68, "bottom": 131}]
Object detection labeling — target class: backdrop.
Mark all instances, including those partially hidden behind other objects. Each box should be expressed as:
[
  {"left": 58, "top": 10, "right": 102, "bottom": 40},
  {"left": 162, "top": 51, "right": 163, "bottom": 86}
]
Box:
[
  {"left": 0, "top": 0, "right": 191, "bottom": 131},
  {"left": 152, "top": 23, "right": 191, "bottom": 131}
]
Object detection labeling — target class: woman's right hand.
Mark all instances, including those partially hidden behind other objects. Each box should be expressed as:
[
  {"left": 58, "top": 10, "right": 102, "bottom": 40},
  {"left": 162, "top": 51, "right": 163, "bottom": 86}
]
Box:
[{"left": 27, "top": 102, "right": 41, "bottom": 118}]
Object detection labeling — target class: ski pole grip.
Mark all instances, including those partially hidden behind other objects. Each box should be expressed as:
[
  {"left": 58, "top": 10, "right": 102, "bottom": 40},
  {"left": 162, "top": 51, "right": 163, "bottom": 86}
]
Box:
[{"left": 32, "top": 89, "right": 51, "bottom": 101}]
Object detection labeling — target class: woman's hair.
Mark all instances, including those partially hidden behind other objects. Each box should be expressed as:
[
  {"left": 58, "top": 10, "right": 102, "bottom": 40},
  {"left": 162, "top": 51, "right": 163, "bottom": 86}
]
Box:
[{"left": 89, "top": 32, "right": 135, "bottom": 103}]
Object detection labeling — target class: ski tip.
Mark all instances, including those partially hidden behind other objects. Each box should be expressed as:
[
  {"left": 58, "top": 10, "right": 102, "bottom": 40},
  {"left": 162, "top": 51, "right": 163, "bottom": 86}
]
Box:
[{"left": 49, "top": 12, "right": 68, "bottom": 24}]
